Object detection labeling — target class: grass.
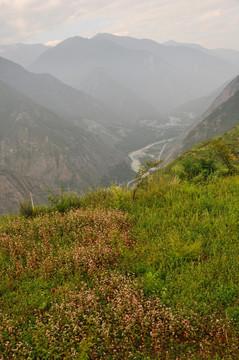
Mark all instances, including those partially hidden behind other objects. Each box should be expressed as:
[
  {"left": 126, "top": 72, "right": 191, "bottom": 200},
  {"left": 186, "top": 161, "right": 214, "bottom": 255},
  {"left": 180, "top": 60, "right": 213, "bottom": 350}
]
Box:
[{"left": 1, "top": 173, "right": 239, "bottom": 358}]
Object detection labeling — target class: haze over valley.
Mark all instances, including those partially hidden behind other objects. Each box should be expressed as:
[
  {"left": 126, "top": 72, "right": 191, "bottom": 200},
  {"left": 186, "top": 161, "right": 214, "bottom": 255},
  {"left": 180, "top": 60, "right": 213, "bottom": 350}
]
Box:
[{"left": 0, "top": 30, "right": 239, "bottom": 213}]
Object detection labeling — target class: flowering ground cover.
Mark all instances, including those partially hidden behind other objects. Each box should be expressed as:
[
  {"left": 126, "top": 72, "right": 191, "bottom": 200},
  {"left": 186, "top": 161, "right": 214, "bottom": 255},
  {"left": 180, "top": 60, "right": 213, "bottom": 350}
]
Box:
[{"left": 1, "top": 175, "right": 239, "bottom": 358}]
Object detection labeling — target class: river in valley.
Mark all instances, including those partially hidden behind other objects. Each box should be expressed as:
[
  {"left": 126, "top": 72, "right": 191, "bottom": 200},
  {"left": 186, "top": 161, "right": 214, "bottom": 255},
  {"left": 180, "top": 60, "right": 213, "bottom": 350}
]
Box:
[
  {"left": 128, "top": 138, "right": 174, "bottom": 173},
  {"left": 126, "top": 137, "right": 174, "bottom": 188}
]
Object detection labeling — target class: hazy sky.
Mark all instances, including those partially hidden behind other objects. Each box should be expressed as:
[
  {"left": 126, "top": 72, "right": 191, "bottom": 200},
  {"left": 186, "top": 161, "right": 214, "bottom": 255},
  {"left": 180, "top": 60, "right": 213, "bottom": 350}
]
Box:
[{"left": 0, "top": 0, "right": 239, "bottom": 50}]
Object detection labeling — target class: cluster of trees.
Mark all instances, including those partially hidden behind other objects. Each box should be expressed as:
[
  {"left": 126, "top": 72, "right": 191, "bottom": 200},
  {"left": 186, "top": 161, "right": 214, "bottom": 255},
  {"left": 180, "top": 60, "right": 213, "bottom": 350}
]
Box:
[{"left": 179, "top": 139, "right": 238, "bottom": 181}]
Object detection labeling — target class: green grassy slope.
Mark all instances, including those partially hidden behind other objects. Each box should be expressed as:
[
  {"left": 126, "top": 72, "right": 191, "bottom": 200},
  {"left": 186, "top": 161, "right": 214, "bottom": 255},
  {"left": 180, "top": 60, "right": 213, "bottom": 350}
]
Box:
[{"left": 1, "top": 164, "right": 239, "bottom": 358}]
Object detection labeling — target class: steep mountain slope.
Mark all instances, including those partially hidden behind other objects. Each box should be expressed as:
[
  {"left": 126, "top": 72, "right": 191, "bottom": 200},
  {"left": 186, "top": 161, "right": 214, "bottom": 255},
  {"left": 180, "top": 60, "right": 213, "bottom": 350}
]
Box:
[
  {"left": 81, "top": 67, "right": 162, "bottom": 125},
  {"left": 203, "top": 75, "right": 239, "bottom": 116},
  {"left": 29, "top": 34, "right": 238, "bottom": 112},
  {"left": 0, "top": 43, "right": 49, "bottom": 67},
  {"left": 169, "top": 80, "right": 229, "bottom": 119},
  {"left": 0, "top": 56, "right": 120, "bottom": 128},
  {"left": 175, "top": 76, "right": 239, "bottom": 155},
  {"left": 163, "top": 40, "right": 239, "bottom": 70},
  {"left": 0, "top": 167, "right": 47, "bottom": 214},
  {"left": 211, "top": 48, "right": 239, "bottom": 69},
  {"left": 0, "top": 80, "right": 123, "bottom": 213}
]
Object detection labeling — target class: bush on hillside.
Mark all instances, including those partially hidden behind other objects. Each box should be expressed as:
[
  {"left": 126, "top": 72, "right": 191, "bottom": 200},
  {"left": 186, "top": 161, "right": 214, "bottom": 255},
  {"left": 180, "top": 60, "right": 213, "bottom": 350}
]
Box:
[
  {"left": 47, "top": 187, "right": 81, "bottom": 212},
  {"left": 179, "top": 154, "right": 217, "bottom": 180},
  {"left": 18, "top": 198, "right": 33, "bottom": 217}
]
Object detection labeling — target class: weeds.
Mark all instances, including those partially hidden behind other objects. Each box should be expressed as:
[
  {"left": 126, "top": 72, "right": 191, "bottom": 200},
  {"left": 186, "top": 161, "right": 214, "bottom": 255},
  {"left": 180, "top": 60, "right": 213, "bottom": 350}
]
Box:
[
  {"left": 18, "top": 198, "right": 33, "bottom": 217},
  {"left": 1, "top": 176, "right": 239, "bottom": 358}
]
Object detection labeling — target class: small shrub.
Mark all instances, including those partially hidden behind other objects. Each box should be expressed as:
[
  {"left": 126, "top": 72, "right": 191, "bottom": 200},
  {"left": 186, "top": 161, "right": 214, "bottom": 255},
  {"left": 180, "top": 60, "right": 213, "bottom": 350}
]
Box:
[
  {"left": 32, "top": 204, "right": 49, "bottom": 215},
  {"left": 47, "top": 187, "right": 81, "bottom": 212},
  {"left": 18, "top": 198, "right": 33, "bottom": 217}
]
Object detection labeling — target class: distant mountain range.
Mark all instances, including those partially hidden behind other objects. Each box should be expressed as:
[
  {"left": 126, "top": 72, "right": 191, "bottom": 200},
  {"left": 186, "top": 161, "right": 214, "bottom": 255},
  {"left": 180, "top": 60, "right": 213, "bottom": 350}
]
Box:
[
  {"left": 163, "top": 40, "right": 239, "bottom": 69},
  {"left": 0, "top": 56, "right": 120, "bottom": 127},
  {"left": 0, "top": 34, "right": 239, "bottom": 213},
  {"left": 0, "top": 43, "right": 49, "bottom": 67},
  {"left": 28, "top": 33, "right": 238, "bottom": 113}
]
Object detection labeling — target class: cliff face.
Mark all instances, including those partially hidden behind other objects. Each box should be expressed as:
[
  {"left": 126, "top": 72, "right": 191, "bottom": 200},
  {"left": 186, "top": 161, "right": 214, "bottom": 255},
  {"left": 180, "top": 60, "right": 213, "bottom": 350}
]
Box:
[
  {"left": 0, "top": 168, "right": 47, "bottom": 214},
  {"left": 203, "top": 76, "right": 239, "bottom": 116},
  {"left": 0, "top": 81, "right": 123, "bottom": 214},
  {"left": 174, "top": 76, "right": 239, "bottom": 156}
]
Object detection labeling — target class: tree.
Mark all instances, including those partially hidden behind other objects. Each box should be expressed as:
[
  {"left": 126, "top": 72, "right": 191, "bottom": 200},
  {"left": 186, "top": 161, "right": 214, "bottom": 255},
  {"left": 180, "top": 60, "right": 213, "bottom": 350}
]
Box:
[
  {"left": 209, "top": 139, "right": 237, "bottom": 173},
  {"left": 180, "top": 154, "right": 216, "bottom": 180},
  {"left": 132, "top": 159, "right": 163, "bottom": 200}
]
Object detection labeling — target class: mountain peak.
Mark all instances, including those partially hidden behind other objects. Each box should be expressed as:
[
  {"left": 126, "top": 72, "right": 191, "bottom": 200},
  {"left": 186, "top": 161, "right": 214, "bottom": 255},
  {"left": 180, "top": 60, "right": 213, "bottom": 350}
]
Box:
[
  {"left": 163, "top": 40, "right": 179, "bottom": 46},
  {"left": 56, "top": 35, "right": 87, "bottom": 47},
  {"left": 92, "top": 32, "right": 110, "bottom": 39}
]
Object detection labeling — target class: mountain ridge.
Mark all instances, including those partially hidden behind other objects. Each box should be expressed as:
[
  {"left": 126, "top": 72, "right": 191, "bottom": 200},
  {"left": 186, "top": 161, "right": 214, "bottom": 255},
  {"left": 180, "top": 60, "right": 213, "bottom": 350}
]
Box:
[
  {"left": 0, "top": 43, "right": 49, "bottom": 67},
  {"left": 28, "top": 34, "right": 238, "bottom": 112},
  {"left": 0, "top": 56, "right": 121, "bottom": 127}
]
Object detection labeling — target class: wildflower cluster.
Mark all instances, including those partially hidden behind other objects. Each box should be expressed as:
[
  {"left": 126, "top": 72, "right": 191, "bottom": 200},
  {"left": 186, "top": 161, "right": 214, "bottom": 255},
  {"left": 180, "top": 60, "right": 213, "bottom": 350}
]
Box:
[
  {"left": 1, "top": 185, "right": 239, "bottom": 358},
  {"left": 1, "top": 272, "right": 238, "bottom": 359},
  {"left": 0, "top": 209, "right": 131, "bottom": 280}
]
